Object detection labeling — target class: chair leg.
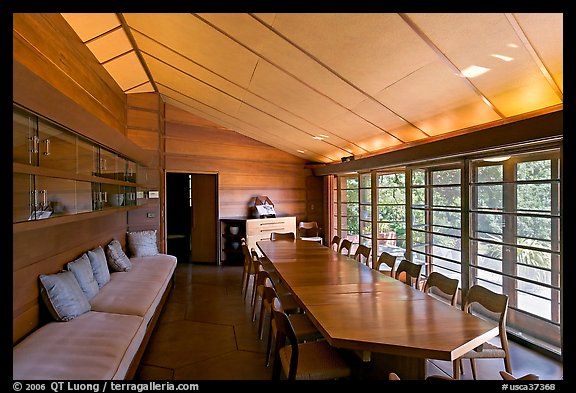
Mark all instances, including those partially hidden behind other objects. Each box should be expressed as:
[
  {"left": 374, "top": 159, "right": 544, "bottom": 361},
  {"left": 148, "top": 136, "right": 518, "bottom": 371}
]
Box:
[
  {"left": 470, "top": 359, "right": 477, "bottom": 380},
  {"left": 243, "top": 274, "right": 252, "bottom": 301},
  {"left": 265, "top": 326, "right": 275, "bottom": 367},
  {"left": 504, "top": 354, "right": 512, "bottom": 374},
  {"left": 252, "top": 291, "right": 260, "bottom": 322},
  {"left": 258, "top": 303, "right": 267, "bottom": 339}
]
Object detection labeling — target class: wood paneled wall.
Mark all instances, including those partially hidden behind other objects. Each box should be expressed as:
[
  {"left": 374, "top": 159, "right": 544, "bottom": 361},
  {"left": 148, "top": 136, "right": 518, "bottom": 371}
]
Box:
[
  {"left": 164, "top": 104, "right": 320, "bottom": 222},
  {"left": 12, "top": 14, "right": 157, "bottom": 343},
  {"left": 126, "top": 94, "right": 165, "bottom": 250}
]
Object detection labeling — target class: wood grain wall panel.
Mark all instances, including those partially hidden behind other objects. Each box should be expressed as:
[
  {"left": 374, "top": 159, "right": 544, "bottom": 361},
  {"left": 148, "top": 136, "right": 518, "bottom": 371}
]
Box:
[
  {"left": 165, "top": 138, "right": 303, "bottom": 163},
  {"left": 165, "top": 104, "right": 228, "bottom": 129},
  {"left": 166, "top": 122, "right": 272, "bottom": 148},
  {"left": 13, "top": 14, "right": 126, "bottom": 134},
  {"left": 127, "top": 93, "right": 161, "bottom": 111},
  {"left": 126, "top": 129, "right": 160, "bottom": 151},
  {"left": 13, "top": 213, "right": 127, "bottom": 343},
  {"left": 164, "top": 103, "right": 321, "bottom": 220},
  {"left": 127, "top": 110, "right": 160, "bottom": 131},
  {"left": 219, "top": 174, "right": 306, "bottom": 189},
  {"left": 219, "top": 188, "right": 307, "bottom": 204},
  {"left": 165, "top": 155, "right": 313, "bottom": 176},
  {"left": 127, "top": 200, "right": 161, "bottom": 234}
]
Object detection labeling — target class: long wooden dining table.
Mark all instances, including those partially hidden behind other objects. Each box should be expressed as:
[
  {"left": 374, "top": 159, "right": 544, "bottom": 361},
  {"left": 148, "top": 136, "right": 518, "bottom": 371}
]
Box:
[{"left": 257, "top": 239, "right": 499, "bottom": 380}]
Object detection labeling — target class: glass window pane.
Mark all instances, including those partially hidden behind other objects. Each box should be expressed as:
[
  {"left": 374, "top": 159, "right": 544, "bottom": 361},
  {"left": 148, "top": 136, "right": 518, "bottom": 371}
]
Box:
[
  {"left": 517, "top": 184, "right": 551, "bottom": 212},
  {"left": 476, "top": 164, "right": 503, "bottom": 183},
  {"left": 517, "top": 160, "right": 551, "bottom": 181},
  {"left": 432, "top": 169, "right": 460, "bottom": 185},
  {"left": 476, "top": 184, "right": 503, "bottom": 209},
  {"left": 432, "top": 186, "right": 461, "bottom": 207}
]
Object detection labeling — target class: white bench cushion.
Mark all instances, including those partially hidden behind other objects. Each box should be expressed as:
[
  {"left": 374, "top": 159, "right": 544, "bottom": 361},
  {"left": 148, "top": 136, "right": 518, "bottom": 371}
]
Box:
[{"left": 13, "top": 311, "right": 144, "bottom": 380}]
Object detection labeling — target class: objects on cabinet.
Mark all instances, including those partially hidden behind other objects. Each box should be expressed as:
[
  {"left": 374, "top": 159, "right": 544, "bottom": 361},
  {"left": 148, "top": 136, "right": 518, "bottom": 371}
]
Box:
[{"left": 248, "top": 195, "right": 276, "bottom": 218}]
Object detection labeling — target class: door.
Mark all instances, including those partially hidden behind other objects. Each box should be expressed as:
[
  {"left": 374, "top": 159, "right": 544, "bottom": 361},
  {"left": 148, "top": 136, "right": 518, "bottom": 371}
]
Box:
[{"left": 166, "top": 172, "right": 218, "bottom": 264}]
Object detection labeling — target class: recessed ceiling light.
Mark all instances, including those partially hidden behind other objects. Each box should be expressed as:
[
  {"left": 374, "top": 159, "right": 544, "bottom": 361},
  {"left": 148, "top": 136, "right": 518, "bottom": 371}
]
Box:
[
  {"left": 297, "top": 150, "right": 305, "bottom": 154},
  {"left": 312, "top": 136, "right": 324, "bottom": 140},
  {"left": 491, "top": 54, "right": 514, "bottom": 62},
  {"left": 460, "top": 65, "right": 490, "bottom": 78},
  {"left": 318, "top": 134, "right": 330, "bottom": 138}
]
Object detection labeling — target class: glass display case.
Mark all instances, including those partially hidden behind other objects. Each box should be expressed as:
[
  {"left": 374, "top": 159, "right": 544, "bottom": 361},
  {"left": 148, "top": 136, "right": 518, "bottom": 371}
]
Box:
[{"left": 13, "top": 104, "right": 147, "bottom": 225}]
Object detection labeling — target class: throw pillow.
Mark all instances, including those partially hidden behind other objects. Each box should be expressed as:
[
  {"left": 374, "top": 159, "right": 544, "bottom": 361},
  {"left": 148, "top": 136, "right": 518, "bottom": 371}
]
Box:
[
  {"left": 66, "top": 253, "right": 99, "bottom": 300},
  {"left": 127, "top": 230, "right": 159, "bottom": 257},
  {"left": 87, "top": 246, "right": 111, "bottom": 288},
  {"left": 39, "top": 271, "right": 91, "bottom": 322},
  {"left": 105, "top": 239, "right": 132, "bottom": 272}
]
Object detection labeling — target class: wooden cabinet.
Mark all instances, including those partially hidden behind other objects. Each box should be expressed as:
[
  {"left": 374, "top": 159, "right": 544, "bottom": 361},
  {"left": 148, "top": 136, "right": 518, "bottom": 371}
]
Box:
[
  {"left": 246, "top": 216, "right": 296, "bottom": 256},
  {"left": 220, "top": 219, "right": 246, "bottom": 265},
  {"left": 12, "top": 104, "right": 146, "bottom": 227}
]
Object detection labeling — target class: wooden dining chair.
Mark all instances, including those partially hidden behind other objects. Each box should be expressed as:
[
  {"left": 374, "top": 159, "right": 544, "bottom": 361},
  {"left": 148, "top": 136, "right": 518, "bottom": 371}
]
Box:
[
  {"left": 453, "top": 285, "right": 511, "bottom": 380},
  {"left": 271, "top": 297, "right": 351, "bottom": 380},
  {"left": 264, "top": 287, "right": 323, "bottom": 367},
  {"left": 242, "top": 242, "right": 257, "bottom": 300},
  {"left": 298, "top": 221, "right": 319, "bottom": 238},
  {"left": 499, "top": 371, "right": 539, "bottom": 380},
  {"left": 373, "top": 251, "right": 397, "bottom": 277},
  {"left": 353, "top": 244, "right": 371, "bottom": 266},
  {"left": 270, "top": 232, "right": 295, "bottom": 241},
  {"left": 394, "top": 259, "right": 424, "bottom": 290},
  {"left": 252, "top": 264, "right": 300, "bottom": 324},
  {"left": 330, "top": 235, "right": 341, "bottom": 252},
  {"left": 338, "top": 239, "right": 352, "bottom": 257},
  {"left": 389, "top": 372, "right": 453, "bottom": 380},
  {"left": 423, "top": 271, "right": 459, "bottom": 307}
]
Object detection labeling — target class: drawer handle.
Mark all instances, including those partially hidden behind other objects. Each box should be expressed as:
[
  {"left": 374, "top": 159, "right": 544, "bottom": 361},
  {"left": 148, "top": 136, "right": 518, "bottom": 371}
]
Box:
[
  {"left": 260, "top": 222, "right": 283, "bottom": 226},
  {"left": 260, "top": 227, "right": 285, "bottom": 232}
]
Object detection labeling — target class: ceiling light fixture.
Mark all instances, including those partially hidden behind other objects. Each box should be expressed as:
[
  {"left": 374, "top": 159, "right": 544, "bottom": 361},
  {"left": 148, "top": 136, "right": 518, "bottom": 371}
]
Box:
[
  {"left": 460, "top": 65, "right": 491, "bottom": 78},
  {"left": 483, "top": 156, "right": 511, "bottom": 162},
  {"left": 491, "top": 54, "right": 514, "bottom": 62}
]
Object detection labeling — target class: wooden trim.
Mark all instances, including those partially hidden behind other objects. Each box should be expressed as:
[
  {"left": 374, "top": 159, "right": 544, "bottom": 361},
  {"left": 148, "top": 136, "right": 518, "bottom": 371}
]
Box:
[
  {"left": 312, "top": 110, "right": 563, "bottom": 176},
  {"left": 13, "top": 163, "right": 146, "bottom": 188},
  {"left": 13, "top": 205, "right": 140, "bottom": 234}
]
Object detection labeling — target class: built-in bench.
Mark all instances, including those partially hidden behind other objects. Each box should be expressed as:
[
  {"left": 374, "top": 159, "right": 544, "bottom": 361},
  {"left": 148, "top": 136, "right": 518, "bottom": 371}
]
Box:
[{"left": 13, "top": 236, "right": 177, "bottom": 380}]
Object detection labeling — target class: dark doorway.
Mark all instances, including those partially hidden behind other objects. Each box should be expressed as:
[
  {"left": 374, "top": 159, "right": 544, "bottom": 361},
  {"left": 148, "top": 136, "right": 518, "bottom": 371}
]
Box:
[{"left": 166, "top": 173, "right": 218, "bottom": 264}]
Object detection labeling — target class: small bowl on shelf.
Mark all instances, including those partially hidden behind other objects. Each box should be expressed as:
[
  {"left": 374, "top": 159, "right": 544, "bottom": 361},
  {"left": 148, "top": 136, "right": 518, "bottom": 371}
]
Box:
[
  {"left": 230, "top": 241, "right": 240, "bottom": 250},
  {"left": 229, "top": 226, "right": 240, "bottom": 235}
]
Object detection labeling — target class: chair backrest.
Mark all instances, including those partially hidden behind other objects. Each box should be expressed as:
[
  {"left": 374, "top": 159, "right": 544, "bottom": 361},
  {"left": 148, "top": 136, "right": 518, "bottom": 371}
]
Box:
[
  {"left": 271, "top": 296, "right": 300, "bottom": 380},
  {"left": 464, "top": 285, "right": 509, "bottom": 346},
  {"left": 330, "top": 235, "right": 341, "bottom": 251},
  {"left": 373, "top": 251, "right": 397, "bottom": 276},
  {"left": 423, "top": 271, "right": 459, "bottom": 306},
  {"left": 338, "top": 239, "right": 352, "bottom": 256},
  {"left": 298, "top": 221, "right": 319, "bottom": 237},
  {"left": 353, "top": 244, "right": 371, "bottom": 265},
  {"left": 270, "top": 232, "right": 295, "bottom": 241},
  {"left": 394, "top": 259, "right": 423, "bottom": 289}
]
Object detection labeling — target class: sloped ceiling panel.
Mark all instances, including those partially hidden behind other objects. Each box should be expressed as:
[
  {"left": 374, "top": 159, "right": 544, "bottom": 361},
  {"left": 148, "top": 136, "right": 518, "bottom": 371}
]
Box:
[{"left": 60, "top": 12, "right": 563, "bottom": 164}]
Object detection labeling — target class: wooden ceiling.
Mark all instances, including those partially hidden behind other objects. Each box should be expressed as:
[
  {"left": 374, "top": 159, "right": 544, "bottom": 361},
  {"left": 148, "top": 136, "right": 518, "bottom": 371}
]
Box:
[{"left": 60, "top": 13, "right": 563, "bottom": 164}]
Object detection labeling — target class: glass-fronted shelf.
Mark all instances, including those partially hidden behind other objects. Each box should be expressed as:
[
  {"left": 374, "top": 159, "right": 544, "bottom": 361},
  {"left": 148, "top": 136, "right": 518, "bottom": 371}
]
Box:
[{"left": 13, "top": 104, "right": 148, "bottom": 225}]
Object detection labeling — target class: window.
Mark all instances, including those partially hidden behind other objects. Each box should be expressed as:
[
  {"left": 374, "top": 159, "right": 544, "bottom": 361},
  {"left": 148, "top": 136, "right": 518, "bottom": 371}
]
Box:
[
  {"left": 376, "top": 171, "right": 407, "bottom": 258},
  {"left": 470, "top": 151, "right": 561, "bottom": 351},
  {"left": 329, "top": 144, "right": 562, "bottom": 356},
  {"left": 410, "top": 165, "right": 462, "bottom": 281}
]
